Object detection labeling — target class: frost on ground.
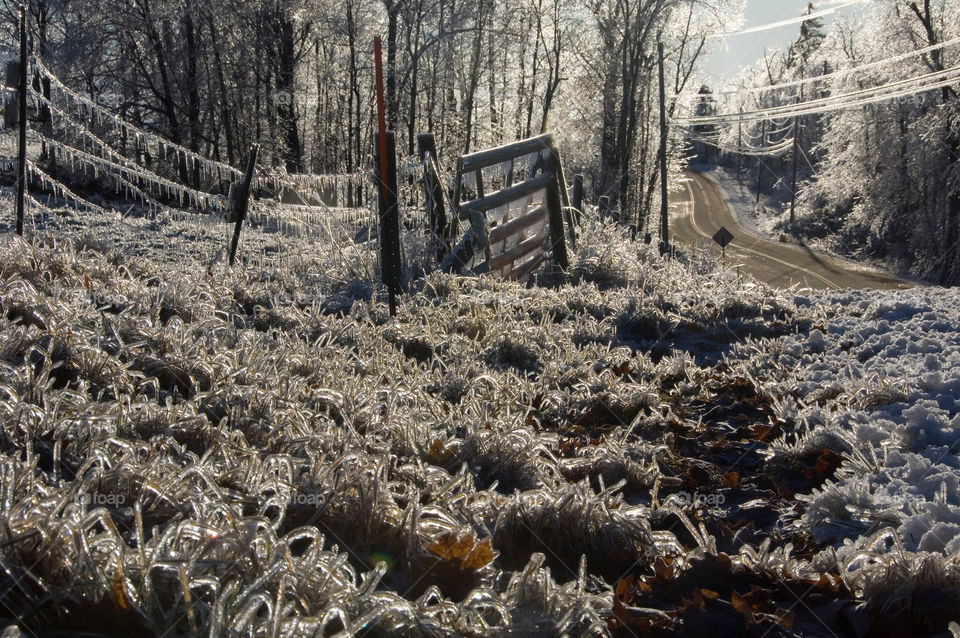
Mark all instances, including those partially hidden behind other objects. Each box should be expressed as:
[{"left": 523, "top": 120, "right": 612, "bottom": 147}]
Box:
[{"left": 0, "top": 196, "right": 958, "bottom": 637}]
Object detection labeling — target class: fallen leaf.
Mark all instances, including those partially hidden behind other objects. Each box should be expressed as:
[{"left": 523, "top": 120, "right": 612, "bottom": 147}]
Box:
[
  {"left": 653, "top": 556, "right": 673, "bottom": 581},
  {"left": 426, "top": 531, "right": 497, "bottom": 570},
  {"left": 111, "top": 568, "right": 132, "bottom": 612},
  {"left": 722, "top": 471, "right": 741, "bottom": 488},
  {"left": 615, "top": 573, "right": 635, "bottom": 601},
  {"left": 730, "top": 592, "right": 755, "bottom": 625},
  {"left": 776, "top": 609, "right": 795, "bottom": 629},
  {"left": 612, "top": 593, "right": 631, "bottom": 628}
]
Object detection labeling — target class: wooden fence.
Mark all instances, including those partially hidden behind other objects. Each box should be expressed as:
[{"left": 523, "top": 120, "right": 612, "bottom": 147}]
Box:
[{"left": 439, "top": 133, "right": 577, "bottom": 280}]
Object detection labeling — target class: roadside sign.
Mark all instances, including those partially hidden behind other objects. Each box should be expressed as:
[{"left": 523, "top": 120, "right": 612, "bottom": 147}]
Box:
[{"left": 712, "top": 226, "right": 734, "bottom": 249}]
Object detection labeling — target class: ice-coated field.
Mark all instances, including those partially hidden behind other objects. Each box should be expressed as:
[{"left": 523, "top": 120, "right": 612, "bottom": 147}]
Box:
[{"left": 0, "top": 195, "right": 958, "bottom": 637}]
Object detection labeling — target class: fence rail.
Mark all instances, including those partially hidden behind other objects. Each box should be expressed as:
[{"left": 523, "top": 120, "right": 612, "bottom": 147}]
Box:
[{"left": 441, "top": 134, "right": 573, "bottom": 279}]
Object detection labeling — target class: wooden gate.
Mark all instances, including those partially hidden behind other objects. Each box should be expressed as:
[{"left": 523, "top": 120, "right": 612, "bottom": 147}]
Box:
[{"left": 440, "top": 133, "right": 576, "bottom": 279}]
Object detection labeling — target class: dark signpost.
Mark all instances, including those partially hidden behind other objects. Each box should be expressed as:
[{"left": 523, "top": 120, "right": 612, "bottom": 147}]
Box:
[{"left": 712, "top": 226, "right": 734, "bottom": 263}]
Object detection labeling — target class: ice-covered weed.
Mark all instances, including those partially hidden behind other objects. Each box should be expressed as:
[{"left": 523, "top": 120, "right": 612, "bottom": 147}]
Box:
[
  {"left": 460, "top": 426, "right": 557, "bottom": 493},
  {"left": 487, "top": 480, "right": 657, "bottom": 582},
  {"left": 837, "top": 549, "right": 960, "bottom": 637},
  {"left": 558, "top": 438, "right": 659, "bottom": 493},
  {"left": 494, "top": 553, "right": 608, "bottom": 635},
  {"left": 4, "top": 203, "right": 957, "bottom": 634}
]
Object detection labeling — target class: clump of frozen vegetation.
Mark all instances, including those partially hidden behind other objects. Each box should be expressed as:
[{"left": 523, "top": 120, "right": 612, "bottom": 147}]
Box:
[{"left": 0, "top": 200, "right": 958, "bottom": 636}]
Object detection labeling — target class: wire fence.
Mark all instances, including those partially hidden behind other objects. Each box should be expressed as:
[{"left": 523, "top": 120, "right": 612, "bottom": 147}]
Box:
[{"left": 3, "top": 54, "right": 411, "bottom": 250}]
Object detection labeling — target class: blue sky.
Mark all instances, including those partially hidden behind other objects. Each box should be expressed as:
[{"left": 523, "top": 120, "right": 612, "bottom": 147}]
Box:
[{"left": 701, "top": 0, "right": 867, "bottom": 86}]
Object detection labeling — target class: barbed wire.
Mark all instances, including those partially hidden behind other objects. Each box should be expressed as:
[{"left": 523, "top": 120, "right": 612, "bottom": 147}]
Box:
[{"left": 14, "top": 57, "right": 388, "bottom": 224}]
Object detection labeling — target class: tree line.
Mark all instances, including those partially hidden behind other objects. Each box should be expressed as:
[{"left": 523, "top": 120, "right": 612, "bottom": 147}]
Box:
[
  {"left": 2, "top": 0, "right": 739, "bottom": 231},
  {"left": 705, "top": 0, "right": 959, "bottom": 284}
]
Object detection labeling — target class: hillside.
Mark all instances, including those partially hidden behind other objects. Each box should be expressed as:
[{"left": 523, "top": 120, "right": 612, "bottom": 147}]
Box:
[{"left": 0, "top": 199, "right": 959, "bottom": 637}]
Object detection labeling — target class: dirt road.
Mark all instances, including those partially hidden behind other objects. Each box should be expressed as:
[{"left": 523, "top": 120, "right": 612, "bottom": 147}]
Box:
[{"left": 670, "top": 170, "right": 912, "bottom": 290}]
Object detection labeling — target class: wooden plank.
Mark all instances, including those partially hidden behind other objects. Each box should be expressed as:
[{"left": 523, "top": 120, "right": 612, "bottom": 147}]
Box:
[
  {"left": 460, "top": 172, "right": 553, "bottom": 215},
  {"left": 509, "top": 251, "right": 546, "bottom": 281},
  {"left": 489, "top": 228, "right": 548, "bottom": 272},
  {"left": 548, "top": 145, "right": 577, "bottom": 248},
  {"left": 488, "top": 205, "right": 546, "bottom": 244},
  {"left": 423, "top": 155, "right": 449, "bottom": 233},
  {"left": 442, "top": 226, "right": 479, "bottom": 274},
  {"left": 452, "top": 156, "right": 464, "bottom": 212},
  {"left": 419, "top": 133, "right": 451, "bottom": 261},
  {"left": 545, "top": 173, "right": 569, "bottom": 270},
  {"left": 572, "top": 174, "right": 584, "bottom": 218},
  {"left": 459, "top": 133, "right": 553, "bottom": 174}
]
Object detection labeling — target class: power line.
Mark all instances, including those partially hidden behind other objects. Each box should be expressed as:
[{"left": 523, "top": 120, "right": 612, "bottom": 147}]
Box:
[
  {"left": 710, "top": 0, "right": 868, "bottom": 38},
  {"left": 696, "top": 35, "right": 960, "bottom": 99},
  {"left": 680, "top": 127, "right": 796, "bottom": 157},
  {"left": 672, "top": 65, "right": 960, "bottom": 125}
]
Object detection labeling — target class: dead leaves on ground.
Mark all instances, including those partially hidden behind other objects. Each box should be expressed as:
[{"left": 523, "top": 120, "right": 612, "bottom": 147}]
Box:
[
  {"left": 407, "top": 530, "right": 498, "bottom": 601},
  {"left": 425, "top": 530, "right": 498, "bottom": 571},
  {"left": 802, "top": 448, "right": 844, "bottom": 487},
  {"left": 610, "top": 553, "right": 853, "bottom": 637}
]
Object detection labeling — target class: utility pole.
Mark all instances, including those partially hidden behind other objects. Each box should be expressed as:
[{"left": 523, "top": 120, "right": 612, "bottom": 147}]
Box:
[
  {"left": 15, "top": 2, "right": 27, "bottom": 236},
  {"left": 657, "top": 41, "right": 669, "bottom": 256},
  {"left": 737, "top": 107, "right": 743, "bottom": 184},
  {"left": 790, "top": 98, "right": 800, "bottom": 224},
  {"left": 756, "top": 119, "right": 766, "bottom": 205}
]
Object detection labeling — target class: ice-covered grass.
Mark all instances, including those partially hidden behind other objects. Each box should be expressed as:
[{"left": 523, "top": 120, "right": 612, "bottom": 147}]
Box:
[{"left": 0, "top": 193, "right": 958, "bottom": 636}]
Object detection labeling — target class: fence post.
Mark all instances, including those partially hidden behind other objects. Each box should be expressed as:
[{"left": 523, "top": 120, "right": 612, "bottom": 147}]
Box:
[
  {"left": 376, "top": 130, "right": 403, "bottom": 314},
  {"left": 15, "top": 3, "right": 27, "bottom": 236},
  {"left": 228, "top": 144, "right": 260, "bottom": 266},
  {"left": 545, "top": 175, "right": 569, "bottom": 271},
  {"left": 598, "top": 195, "right": 610, "bottom": 218},
  {"left": 572, "top": 174, "right": 584, "bottom": 224},
  {"left": 417, "top": 132, "right": 450, "bottom": 261},
  {"left": 547, "top": 144, "right": 576, "bottom": 250}
]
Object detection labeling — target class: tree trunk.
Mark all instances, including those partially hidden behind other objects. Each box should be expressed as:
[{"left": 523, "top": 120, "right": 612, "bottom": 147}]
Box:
[
  {"left": 462, "top": 0, "right": 489, "bottom": 154},
  {"left": 207, "top": 14, "right": 236, "bottom": 167},
  {"left": 276, "top": 8, "right": 302, "bottom": 172},
  {"left": 183, "top": 8, "right": 203, "bottom": 187},
  {"left": 385, "top": 1, "right": 401, "bottom": 129}
]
